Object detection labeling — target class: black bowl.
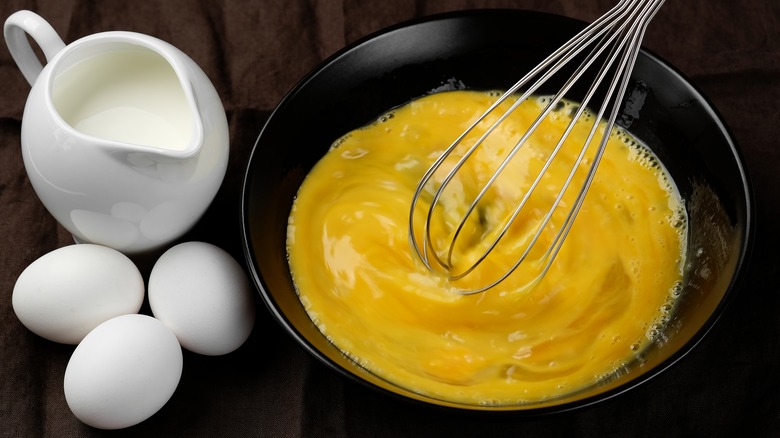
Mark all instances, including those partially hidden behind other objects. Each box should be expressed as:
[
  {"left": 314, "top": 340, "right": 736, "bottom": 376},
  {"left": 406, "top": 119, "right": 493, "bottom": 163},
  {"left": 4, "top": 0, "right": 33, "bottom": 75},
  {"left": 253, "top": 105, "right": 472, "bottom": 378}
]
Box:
[{"left": 240, "top": 9, "right": 753, "bottom": 412}]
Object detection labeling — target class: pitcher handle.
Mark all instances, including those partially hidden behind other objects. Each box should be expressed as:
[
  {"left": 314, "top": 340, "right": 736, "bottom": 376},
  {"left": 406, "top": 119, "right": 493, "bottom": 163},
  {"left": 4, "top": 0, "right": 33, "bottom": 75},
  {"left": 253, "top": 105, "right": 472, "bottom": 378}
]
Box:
[{"left": 4, "top": 10, "right": 66, "bottom": 86}]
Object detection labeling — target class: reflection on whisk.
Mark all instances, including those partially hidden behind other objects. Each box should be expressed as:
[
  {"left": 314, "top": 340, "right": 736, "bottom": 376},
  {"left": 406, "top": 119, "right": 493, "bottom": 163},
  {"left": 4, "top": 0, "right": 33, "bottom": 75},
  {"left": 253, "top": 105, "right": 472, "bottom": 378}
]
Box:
[{"left": 408, "top": 0, "right": 666, "bottom": 295}]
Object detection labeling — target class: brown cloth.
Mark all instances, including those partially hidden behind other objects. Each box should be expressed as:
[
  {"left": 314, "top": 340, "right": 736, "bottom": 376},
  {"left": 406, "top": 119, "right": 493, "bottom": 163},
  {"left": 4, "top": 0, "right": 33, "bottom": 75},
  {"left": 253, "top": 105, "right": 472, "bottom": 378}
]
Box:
[{"left": 1, "top": 1, "right": 778, "bottom": 436}]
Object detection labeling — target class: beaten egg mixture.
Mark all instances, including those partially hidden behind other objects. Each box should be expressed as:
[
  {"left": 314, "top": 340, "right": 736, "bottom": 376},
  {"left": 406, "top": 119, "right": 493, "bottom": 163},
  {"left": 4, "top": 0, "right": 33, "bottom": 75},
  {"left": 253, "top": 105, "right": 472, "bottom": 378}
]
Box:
[{"left": 287, "top": 91, "right": 686, "bottom": 405}]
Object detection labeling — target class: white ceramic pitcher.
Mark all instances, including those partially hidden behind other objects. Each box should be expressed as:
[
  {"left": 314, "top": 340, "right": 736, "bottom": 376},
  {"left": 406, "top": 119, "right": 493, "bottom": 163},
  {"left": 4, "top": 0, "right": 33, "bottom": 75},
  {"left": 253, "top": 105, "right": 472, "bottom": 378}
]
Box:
[{"left": 4, "top": 10, "right": 229, "bottom": 255}]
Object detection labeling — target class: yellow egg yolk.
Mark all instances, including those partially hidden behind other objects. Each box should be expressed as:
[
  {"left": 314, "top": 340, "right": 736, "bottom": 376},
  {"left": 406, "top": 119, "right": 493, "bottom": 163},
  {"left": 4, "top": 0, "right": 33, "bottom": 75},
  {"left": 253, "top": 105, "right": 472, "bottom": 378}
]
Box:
[{"left": 287, "top": 90, "right": 686, "bottom": 405}]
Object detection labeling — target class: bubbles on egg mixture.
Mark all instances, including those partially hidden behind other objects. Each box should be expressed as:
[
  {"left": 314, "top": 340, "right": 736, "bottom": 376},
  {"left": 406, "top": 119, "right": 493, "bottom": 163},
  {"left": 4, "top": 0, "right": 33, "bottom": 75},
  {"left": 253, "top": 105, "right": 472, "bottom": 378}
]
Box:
[
  {"left": 626, "top": 138, "right": 687, "bottom": 348},
  {"left": 670, "top": 209, "right": 686, "bottom": 229},
  {"left": 428, "top": 77, "right": 468, "bottom": 94},
  {"left": 535, "top": 95, "right": 589, "bottom": 121},
  {"left": 539, "top": 103, "right": 690, "bottom": 367},
  {"left": 615, "top": 125, "right": 689, "bottom": 279},
  {"left": 330, "top": 133, "right": 351, "bottom": 150},
  {"left": 669, "top": 280, "right": 683, "bottom": 298},
  {"left": 620, "top": 131, "right": 679, "bottom": 205},
  {"left": 377, "top": 111, "right": 396, "bottom": 123}
]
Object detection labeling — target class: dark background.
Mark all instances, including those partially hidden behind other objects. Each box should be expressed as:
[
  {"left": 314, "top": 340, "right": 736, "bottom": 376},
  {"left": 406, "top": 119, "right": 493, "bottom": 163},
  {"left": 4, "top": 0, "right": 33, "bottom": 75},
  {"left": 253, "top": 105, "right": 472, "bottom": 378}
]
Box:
[{"left": 1, "top": 1, "right": 778, "bottom": 436}]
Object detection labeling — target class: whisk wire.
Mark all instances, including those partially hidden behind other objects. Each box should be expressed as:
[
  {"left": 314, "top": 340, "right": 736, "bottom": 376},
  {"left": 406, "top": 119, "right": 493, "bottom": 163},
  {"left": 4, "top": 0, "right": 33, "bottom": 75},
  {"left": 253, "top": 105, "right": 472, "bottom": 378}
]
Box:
[
  {"left": 541, "top": 0, "right": 667, "bottom": 282},
  {"left": 442, "top": 3, "right": 650, "bottom": 282},
  {"left": 414, "top": 27, "right": 623, "bottom": 276},
  {"left": 409, "top": 0, "right": 666, "bottom": 294},
  {"left": 408, "top": 0, "right": 639, "bottom": 272}
]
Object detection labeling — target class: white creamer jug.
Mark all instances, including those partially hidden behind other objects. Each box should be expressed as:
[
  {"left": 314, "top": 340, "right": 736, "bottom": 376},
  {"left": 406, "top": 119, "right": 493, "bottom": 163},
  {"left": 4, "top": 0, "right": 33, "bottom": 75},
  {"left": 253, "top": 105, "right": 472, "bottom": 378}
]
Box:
[{"left": 4, "top": 10, "right": 229, "bottom": 255}]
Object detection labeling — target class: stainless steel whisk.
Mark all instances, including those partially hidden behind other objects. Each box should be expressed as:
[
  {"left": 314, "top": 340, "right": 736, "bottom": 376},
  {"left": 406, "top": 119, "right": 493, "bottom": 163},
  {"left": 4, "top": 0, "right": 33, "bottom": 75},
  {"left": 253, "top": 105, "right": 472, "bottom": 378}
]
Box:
[{"left": 408, "top": 0, "right": 666, "bottom": 294}]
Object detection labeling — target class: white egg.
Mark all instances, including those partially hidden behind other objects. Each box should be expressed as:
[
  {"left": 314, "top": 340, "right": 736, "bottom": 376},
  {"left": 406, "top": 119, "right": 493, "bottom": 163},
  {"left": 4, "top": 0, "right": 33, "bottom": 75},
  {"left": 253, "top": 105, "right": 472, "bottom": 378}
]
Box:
[
  {"left": 148, "top": 241, "right": 255, "bottom": 356},
  {"left": 12, "top": 244, "right": 144, "bottom": 344},
  {"left": 64, "top": 314, "right": 183, "bottom": 430}
]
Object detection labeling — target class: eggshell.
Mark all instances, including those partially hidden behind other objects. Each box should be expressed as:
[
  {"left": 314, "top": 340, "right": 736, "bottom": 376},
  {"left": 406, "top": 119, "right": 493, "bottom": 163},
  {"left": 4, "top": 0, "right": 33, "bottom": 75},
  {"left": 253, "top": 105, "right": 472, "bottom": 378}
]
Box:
[
  {"left": 64, "top": 314, "right": 183, "bottom": 430},
  {"left": 148, "top": 241, "right": 255, "bottom": 355},
  {"left": 12, "top": 244, "right": 144, "bottom": 344}
]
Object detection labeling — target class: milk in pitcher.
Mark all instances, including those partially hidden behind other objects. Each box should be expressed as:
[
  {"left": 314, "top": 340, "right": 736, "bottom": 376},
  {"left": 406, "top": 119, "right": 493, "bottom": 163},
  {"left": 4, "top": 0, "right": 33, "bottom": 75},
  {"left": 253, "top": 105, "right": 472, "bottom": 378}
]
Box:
[{"left": 51, "top": 49, "right": 195, "bottom": 151}]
